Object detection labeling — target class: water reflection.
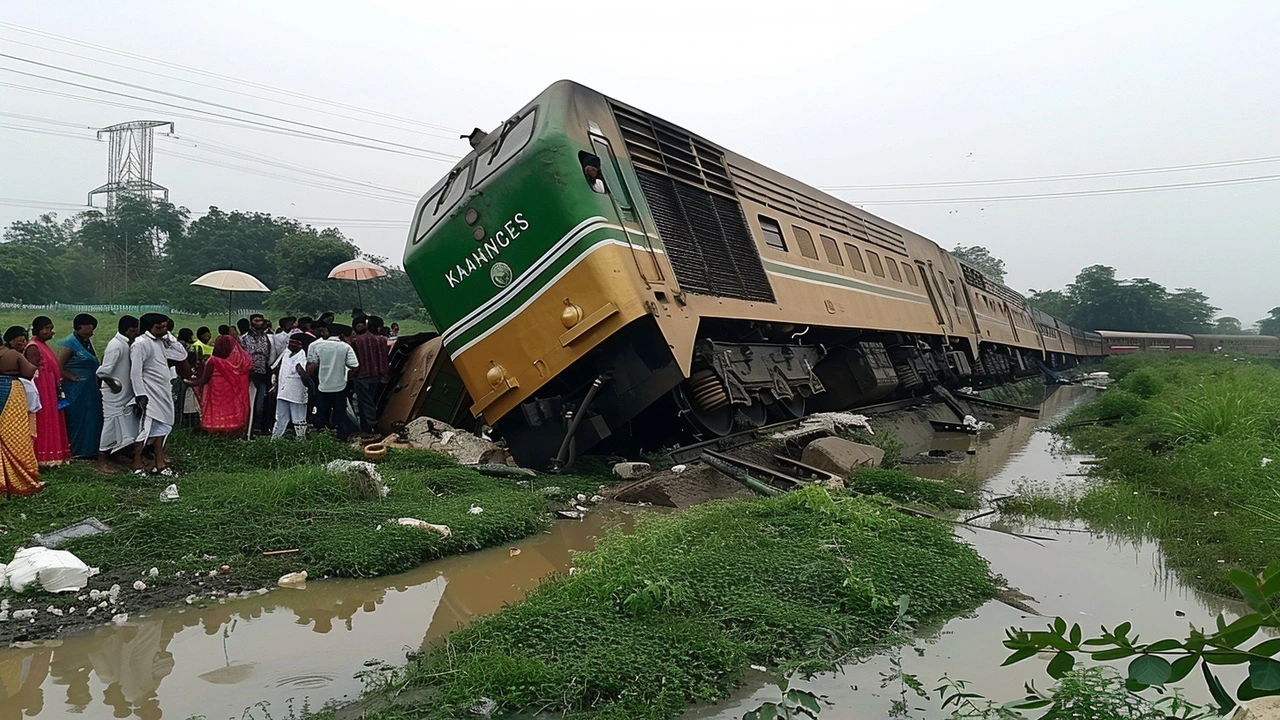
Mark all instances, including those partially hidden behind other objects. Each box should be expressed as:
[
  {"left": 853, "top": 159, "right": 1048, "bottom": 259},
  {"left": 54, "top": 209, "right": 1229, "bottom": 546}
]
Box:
[{"left": 0, "top": 509, "right": 629, "bottom": 719}]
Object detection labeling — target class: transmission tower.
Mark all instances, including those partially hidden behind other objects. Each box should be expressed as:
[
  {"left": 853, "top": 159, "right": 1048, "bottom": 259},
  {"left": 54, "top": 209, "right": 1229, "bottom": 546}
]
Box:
[{"left": 87, "top": 120, "right": 174, "bottom": 207}]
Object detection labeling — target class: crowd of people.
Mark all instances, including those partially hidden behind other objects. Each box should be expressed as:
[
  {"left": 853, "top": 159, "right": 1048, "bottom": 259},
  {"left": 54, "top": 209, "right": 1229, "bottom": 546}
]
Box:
[{"left": 0, "top": 310, "right": 398, "bottom": 497}]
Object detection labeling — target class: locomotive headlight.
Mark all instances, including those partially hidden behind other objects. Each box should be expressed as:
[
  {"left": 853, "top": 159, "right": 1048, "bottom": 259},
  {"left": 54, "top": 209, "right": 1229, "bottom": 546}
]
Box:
[
  {"left": 486, "top": 362, "right": 507, "bottom": 387},
  {"left": 472, "top": 226, "right": 486, "bottom": 242},
  {"left": 464, "top": 208, "right": 480, "bottom": 225},
  {"left": 561, "top": 298, "right": 584, "bottom": 328}
]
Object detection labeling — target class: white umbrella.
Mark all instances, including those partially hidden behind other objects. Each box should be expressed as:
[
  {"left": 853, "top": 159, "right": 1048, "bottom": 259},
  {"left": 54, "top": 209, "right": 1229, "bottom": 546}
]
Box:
[
  {"left": 328, "top": 259, "right": 387, "bottom": 308},
  {"left": 190, "top": 270, "right": 271, "bottom": 325}
]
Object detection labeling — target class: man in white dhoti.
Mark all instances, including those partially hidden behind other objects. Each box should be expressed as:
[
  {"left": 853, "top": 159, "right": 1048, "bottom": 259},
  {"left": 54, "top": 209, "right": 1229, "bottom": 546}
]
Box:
[
  {"left": 130, "top": 314, "right": 177, "bottom": 477},
  {"left": 95, "top": 315, "right": 140, "bottom": 469}
]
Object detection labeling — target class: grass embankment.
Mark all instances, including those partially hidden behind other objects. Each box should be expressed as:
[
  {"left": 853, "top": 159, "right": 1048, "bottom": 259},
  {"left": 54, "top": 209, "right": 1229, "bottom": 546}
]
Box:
[
  {"left": 336, "top": 483, "right": 994, "bottom": 720},
  {"left": 1001, "top": 352, "right": 1280, "bottom": 595},
  {"left": 0, "top": 433, "right": 606, "bottom": 642}
]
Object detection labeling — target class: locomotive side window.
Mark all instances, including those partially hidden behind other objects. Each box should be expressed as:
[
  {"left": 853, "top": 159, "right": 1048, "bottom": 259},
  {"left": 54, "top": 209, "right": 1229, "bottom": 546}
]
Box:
[
  {"left": 759, "top": 216, "right": 787, "bottom": 251},
  {"left": 819, "top": 235, "right": 843, "bottom": 266},
  {"left": 866, "top": 250, "right": 886, "bottom": 278},
  {"left": 886, "top": 259, "right": 902, "bottom": 282},
  {"left": 902, "top": 263, "right": 918, "bottom": 286},
  {"left": 792, "top": 225, "right": 819, "bottom": 260},
  {"left": 844, "top": 243, "right": 866, "bottom": 272}
]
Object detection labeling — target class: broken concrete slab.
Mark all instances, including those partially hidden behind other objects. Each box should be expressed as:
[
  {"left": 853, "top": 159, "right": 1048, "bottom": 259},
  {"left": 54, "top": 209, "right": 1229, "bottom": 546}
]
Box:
[
  {"left": 612, "top": 461, "right": 651, "bottom": 479},
  {"left": 614, "top": 462, "right": 753, "bottom": 508},
  {"left": 1234, "top": 697, "right": 1280, "bottom": 720},
  {"left": 404, "top": 417, "right": 513, "bottom": 465},
  {"left": 32, "top": 518, "right": 111, "bottom": 549},
  {"left": 800, "top": 437, "right": 885, "bottom": 476}
]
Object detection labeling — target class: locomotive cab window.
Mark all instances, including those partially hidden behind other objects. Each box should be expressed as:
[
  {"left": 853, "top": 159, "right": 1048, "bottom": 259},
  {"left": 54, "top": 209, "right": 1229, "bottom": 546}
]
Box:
[
  {"left": 579, "top": 152, "right": 609, "bottom": 194},
  {"left": 866, "top": 250, "right": 885, "bottom": 278},
  {"left": 820, "top": 235, "right": 843, "bottom": 266},
  {"left": 413, "top": 159, "right": 475, "bottom": 244},
  {"left": 844, "top": 243, "right": 866, "bottom": 272},
  {"left": 792, "top": 225, "right": 818, "bottom": 260},
  {"left": 759, "top": 216, "right": 787, "bottom": 251},
  {"left": 471, "top": 109, "right": 537, "bottom": 188}
]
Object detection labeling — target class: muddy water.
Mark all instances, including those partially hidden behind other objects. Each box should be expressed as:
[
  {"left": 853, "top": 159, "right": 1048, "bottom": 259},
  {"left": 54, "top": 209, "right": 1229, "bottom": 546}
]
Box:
[
  {"left": 687, "top": 384, "right": 1247, "bottom": 719},
  {"left": 3, "top": 386, "right": 1245, "bottom": 720},
  {"left": 0, "top": 510, "right": 636, "bottom": 720}
]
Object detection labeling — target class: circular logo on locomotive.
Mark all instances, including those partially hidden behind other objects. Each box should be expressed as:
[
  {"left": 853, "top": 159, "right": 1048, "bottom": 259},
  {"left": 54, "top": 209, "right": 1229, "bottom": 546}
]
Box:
[{"left": 490, "top": 262, "right": 513, "bottom": 288}]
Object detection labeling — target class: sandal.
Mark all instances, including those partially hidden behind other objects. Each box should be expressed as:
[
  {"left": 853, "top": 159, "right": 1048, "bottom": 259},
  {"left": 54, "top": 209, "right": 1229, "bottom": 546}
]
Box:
[
  {"left": 156, "top": 467, "right": 179, "bottom": 478},
  {"left": 132, "top": 468, "right": 149, "bottom": 477}
]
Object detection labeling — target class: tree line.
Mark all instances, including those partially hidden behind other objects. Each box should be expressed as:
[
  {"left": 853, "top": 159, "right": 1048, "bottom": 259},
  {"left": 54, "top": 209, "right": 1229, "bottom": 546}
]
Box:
[
  {"left": 0, "top": 196, "right": 425, "bottom": 319},
  {"left": 949, "top": 246, "right": 1279, "bottom": 336}
]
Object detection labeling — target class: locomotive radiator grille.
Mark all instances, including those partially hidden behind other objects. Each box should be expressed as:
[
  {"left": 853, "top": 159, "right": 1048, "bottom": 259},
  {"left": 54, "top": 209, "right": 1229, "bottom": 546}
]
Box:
[{"left": 635, "top": 168, "right": 775, "bottom": 303}]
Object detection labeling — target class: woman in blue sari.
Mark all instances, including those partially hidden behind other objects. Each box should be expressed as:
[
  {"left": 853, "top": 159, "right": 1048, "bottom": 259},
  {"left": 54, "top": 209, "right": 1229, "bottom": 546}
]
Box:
[{"left": 56, "top": 314, "right": 103, "bottom": 460}]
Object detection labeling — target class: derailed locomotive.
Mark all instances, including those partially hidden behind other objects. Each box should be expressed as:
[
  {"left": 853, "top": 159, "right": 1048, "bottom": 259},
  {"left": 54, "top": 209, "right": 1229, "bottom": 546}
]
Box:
[{"left": 403, "top": 81, "right": 1103, "bottom": 470}]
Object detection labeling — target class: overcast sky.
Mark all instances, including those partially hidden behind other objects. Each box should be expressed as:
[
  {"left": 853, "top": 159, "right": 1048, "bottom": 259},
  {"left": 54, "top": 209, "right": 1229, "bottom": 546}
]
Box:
[{"left": 2, "top": 1, "right": 1277, "bottom": 323}]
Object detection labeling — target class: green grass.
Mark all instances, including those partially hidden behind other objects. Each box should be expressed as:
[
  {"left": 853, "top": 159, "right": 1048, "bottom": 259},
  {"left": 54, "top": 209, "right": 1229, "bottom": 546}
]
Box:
[
  {"left": 331, "top": 486, "right": 994, "bottom": 720},
  {"left": 1004, "top": 352, "right": 1280, "bottom": 595},
  {"left": 848, "top": 467, "right": 981, "bottom": 510},
  {"left": 0, "top": 432, "right": 610, "bottom": 604}
]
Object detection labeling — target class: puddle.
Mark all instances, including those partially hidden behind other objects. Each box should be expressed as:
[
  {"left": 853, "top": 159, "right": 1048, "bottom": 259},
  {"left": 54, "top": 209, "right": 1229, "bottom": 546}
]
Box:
[
  {"left": 3, "top": 385, "right": 1245, "bottom": 720},
  {"left": 0, "top": 509, "right": 635, "bottom": 719},
  {"left": 685, "top": 385, "right": 1249, "bottom": 719}
]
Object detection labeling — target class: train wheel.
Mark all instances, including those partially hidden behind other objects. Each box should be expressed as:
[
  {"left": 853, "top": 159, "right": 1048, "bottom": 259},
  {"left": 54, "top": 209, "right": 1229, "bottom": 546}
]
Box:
[
  {"left": 768, "top": 393, "right": 806, "bottom": 421},
  {"left": 676, "top": 369, "right": 734, "bottom": 437},
  {"left": 736, "top": 399, "right": 768, "bottom": 429}
]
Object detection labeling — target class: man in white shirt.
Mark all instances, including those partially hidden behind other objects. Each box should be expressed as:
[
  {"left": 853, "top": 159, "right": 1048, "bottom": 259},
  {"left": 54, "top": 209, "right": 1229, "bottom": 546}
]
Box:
[
  {"left": 96, "top": 315, "right": 139, "bottom": 467},
  {"left": 305, "top": 321, "right": 359, "bottom": 440},
  {"left": 271, "top": 334, "right": 311, "bottom": 438},
  {"left": 130, "top": 314, "right": 177, "bottom": 476}
]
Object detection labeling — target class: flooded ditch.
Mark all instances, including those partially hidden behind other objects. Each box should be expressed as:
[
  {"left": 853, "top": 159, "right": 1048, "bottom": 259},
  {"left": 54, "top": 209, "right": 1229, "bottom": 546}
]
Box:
[{"left": 0, "top": 384, "right": 1245, "bottom": 719}]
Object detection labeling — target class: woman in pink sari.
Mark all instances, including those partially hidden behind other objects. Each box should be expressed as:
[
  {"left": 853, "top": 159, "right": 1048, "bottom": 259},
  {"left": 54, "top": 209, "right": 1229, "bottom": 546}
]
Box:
[
  {"left": 23, "top": 317, "right": 69, "bottom": 466},
  {"left": 190, "top": 335, "right": 252, "bottom": 435}
]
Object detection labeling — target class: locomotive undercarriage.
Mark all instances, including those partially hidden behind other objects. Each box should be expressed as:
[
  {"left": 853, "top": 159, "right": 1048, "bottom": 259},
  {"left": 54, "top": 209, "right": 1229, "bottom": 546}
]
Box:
[{"left": 496, "top": 316, "right": 1058, "bottom": 471}]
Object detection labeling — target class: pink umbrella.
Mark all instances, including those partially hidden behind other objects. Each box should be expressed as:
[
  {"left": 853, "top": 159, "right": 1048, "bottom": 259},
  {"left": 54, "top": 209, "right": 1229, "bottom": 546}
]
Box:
[{"left": 328, "top": 259, "right": 387, "bottom": 307}]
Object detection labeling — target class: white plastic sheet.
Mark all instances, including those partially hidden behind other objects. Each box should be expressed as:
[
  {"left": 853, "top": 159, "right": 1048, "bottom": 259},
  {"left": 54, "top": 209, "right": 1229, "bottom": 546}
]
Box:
[{"left": 6, "top": 546, "right": 91, "bottom": 593}]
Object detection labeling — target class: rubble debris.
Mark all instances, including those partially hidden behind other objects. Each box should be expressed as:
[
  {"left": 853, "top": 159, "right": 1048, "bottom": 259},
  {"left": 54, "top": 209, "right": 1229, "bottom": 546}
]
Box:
[
  {"left": 31, "top": 517, "right": 112, "bottom": 549},
  {"left": 468, "top": 504, "right": 484, "bottom": 515},
  {"left": 1232, "top": 697, "right": 1280, "bottom": 720},
  {"left": 397, "top": 518, "right": 452, "bottom": 537},
  {"left": 160, "top": 484, "right": 180, "bottom": 502},
  {"left": 670, "top": 464, "right": 688, "bottom": 474},
  {"left": 555, "top": 510, "right": 583, "bottom": 520},
  {"left": 6, "top": 547, "right": 92, "bottom": 593},
  {"left": 509, "top": 548, "right": 521, "bottom": 557},
  {"left": 325, "top": 459, "right": 391, "bottom": 499},
  {"left": 277, "top": 571, "right": 308, "bottom": 589},
  {"left": 612, "top": 461, "right": 651, "bottom": 479},
  {"left": 404, "top": 417, "right": 514, "bottom": 465},
  {"left": 801, "top": 437, "right": 885, "bottom": 476},
  {"left": 774, "top": 412, "right": 874, "bottom": 440},
  {"left": 962, "top": 414, "right": 995, "bottom": 431},
  {"left": 469, "top": 463, "right": 537, "bottom": 479},
  {"left": 133, "top": 581, "right": 147, "bottom": 591}
]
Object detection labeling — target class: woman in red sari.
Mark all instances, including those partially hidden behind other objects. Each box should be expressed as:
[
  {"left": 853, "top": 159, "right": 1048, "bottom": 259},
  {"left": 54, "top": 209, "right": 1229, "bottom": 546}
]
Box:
[
  {"left": 190, "top": 335, "right": 252, "bottom": 435},
  {"left": 23, "top": 317, "right": 69, "bottom": 466}
]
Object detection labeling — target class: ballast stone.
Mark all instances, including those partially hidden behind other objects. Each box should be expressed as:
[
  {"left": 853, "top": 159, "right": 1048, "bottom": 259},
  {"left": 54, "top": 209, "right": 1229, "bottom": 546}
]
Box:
[
  {"left": 801, "top": 437, "right": 885, "bottom": 476},
  {"left": 612, "top": 462, "right": 651, "bottom": 479}
]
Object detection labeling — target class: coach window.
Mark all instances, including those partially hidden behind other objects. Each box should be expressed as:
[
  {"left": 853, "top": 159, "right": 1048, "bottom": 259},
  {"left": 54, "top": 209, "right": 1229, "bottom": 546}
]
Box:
[
  {"left": 759, "top": 216, "right": 787, "bottom": 251},
  {"left": 792, "top": 225, "right": 818, "bottom": 260},
  {"left": 902, "top": 263, "right": 918, "bottom": 286},
  {"left": 866, "top": 250, "right": 886, "bottom": 278},
  {"left": 819, "top": 235, "right": 843, "bottom": 266},
  {"left": 886, "top": 259, "right": 902, "bottom": 282},
  {"left": 844, "top": 243, "right": 866, "bottom": 272}
]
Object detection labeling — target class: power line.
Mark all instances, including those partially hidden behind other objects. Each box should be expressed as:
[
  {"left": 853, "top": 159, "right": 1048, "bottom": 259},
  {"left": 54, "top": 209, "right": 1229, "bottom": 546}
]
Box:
[
  {"left": 819, "top": 154, "right": 1280, "bottom": 191},
  {"left": 0, "top": 122, "right": 99, "bottom": 142},
  {"left": 0, "top": 37, "right": 461, "bottom": 142},
  {"left": 0, "top": 21, "right": 463, "bottom": 135},
  {"left": 0, "top": 57, "right": 461, "bottom": 161},
  {"left": 154, "top": 147, "right": 417, "bottom": 204},
  {"left": 847, "top": 173, "right": 1280, "bottom": 206},
  {"left": 160, "top": 132, "right": 419, "bottom": 198}
]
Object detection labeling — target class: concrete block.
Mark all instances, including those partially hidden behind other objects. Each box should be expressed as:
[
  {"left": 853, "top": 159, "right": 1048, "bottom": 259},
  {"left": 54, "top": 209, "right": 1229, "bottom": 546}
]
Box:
[
  {"left": 1234, "top": 697, "right": 1280, "bottom": 720},
  {"left": 612, "top": 462, "right": 652, "bottom": 479},
  {"left": 801, "top": 437, "right": 884, "bottom": 476}
]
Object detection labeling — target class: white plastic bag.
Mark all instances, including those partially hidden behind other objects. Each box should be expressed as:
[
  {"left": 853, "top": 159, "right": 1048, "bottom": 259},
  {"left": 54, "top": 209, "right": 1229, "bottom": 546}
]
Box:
[{"left": 6, "top": 547, "right": 91, "bottom": 593}]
